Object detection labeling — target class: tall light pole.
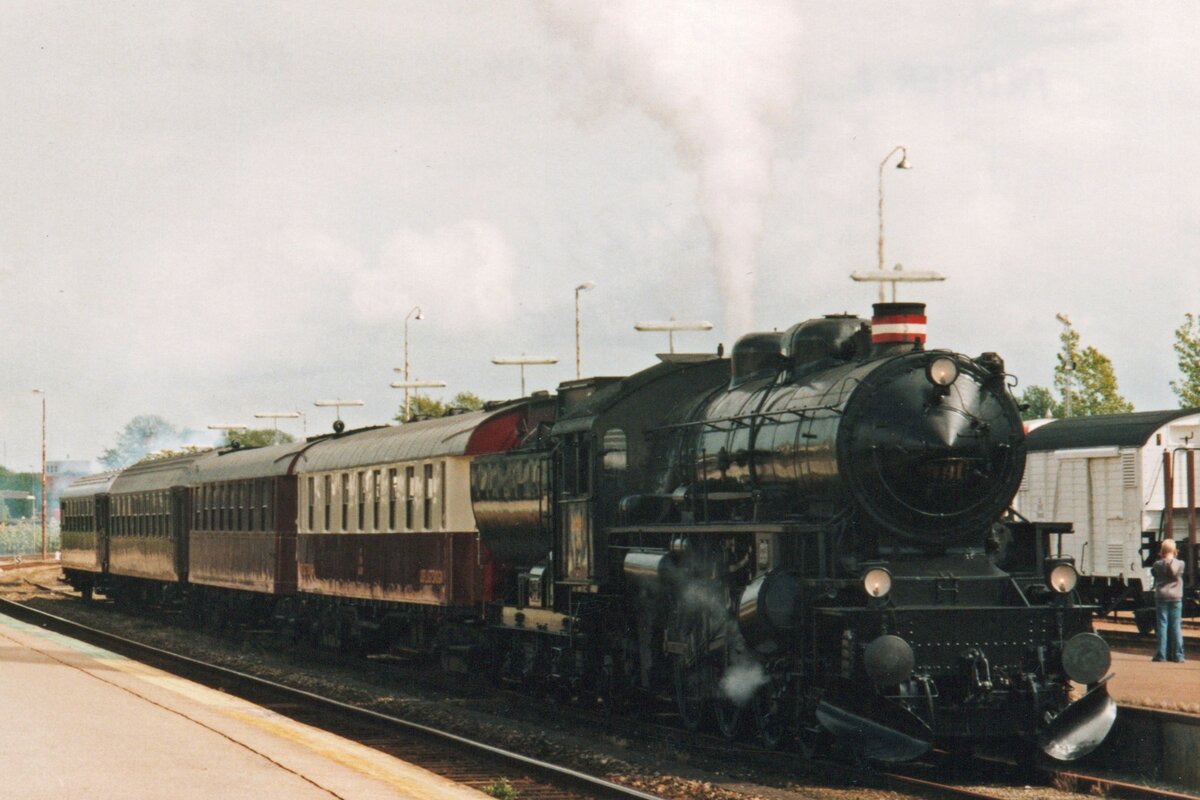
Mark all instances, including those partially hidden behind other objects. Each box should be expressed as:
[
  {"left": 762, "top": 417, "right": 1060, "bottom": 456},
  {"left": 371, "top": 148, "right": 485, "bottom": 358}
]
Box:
[
  {"left": 31, "top": 389, "right": 46, "bottom": 560},
  {"left": 207, "top": 424, "right": 248, "bottom": 446},
  {"left": 633, "top": 319, "right": 714, "bottom": 354},
  {"left": 575, "top": 281, "right": 595, "bottom": 379},
  {"left": 1056, "top": 312, "right": 1073, "bottom": 417},
  {"left": 403, "top": 306, "right": 423, "bottom": 424},
  {"left": 492, "top": 356, "right": 558, "bottom": 397},
  {"left": 313, "top": 399, "right": 364, "bottom": 433},
  {"left": 253, "top": 412, "right": 301, "bottom": 444},
  {"left": 390, "top": 380, "right": 448, "bottom": 421},
  {"left": 877, "top": 145, "right": 911, "bottom": 302}
]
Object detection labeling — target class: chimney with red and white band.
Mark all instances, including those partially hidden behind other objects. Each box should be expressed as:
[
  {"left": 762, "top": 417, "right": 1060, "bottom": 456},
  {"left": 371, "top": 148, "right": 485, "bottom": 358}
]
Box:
[{"left": 871, "top": 302, "right": 926, "bottom": 354}]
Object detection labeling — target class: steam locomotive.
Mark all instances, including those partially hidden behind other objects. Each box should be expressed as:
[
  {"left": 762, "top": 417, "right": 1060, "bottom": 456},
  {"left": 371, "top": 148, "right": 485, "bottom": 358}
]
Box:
[{"left": 61, "top": 302, "right": 1115, "bottom": 763}]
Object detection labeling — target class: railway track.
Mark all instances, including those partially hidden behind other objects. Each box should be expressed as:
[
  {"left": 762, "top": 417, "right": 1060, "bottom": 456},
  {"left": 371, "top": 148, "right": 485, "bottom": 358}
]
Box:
[
  {"left": 9, "top": 580, "right": 1197, "bottom": 800},
  {"left": 0, "top": 594, "right": 659, "bottom": 800}
]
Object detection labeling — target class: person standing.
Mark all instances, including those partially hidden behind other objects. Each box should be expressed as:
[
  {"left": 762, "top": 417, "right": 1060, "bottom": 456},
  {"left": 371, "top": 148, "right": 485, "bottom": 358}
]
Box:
[{"left": 1152, "top": 538, "right": 1185, "bottom": 663}]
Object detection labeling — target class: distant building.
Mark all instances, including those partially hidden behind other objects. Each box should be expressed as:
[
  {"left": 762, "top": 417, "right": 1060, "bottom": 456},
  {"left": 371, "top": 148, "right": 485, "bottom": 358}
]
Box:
[{"left": 45, "top": 461, "right": 92, "bottom": 521}]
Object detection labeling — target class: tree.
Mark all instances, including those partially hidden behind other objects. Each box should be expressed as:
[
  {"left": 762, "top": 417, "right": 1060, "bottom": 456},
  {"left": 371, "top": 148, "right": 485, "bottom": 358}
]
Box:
[
  {"left": 99, "top": 415, "right": 183, "bottom": 468},
  {"left": 394, "top": 391, "right": 485, "bottom": 422},
  {"left": 1053, "top": 326, "right": 1133, "bottom": 417},
  {"left": 1017, "top": 385, "right": 1059, "bottom": 420},
  {"left": 223, "top": 428, "right": 296, "bottom": 448},
  {"left": 1170, "top": 313, "right": 1200, "bottom": 407}
]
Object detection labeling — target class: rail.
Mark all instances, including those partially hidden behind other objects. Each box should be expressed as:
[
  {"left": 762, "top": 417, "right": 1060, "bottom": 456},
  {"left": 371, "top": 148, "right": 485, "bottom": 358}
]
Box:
[{"left": 0, "top": 596, "right": 661, "bottom": 800}]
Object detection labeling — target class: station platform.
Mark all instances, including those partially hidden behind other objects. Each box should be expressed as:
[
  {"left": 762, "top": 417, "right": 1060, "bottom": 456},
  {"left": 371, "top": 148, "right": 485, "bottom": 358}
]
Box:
[{"left": 0, "top": 612, "right": 482, "bottom": 799}]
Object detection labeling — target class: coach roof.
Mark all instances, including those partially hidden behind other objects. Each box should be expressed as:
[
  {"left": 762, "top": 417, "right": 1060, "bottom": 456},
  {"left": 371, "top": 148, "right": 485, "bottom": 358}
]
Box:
[
  {"left": 193, "top": 440, "right": 311, "bottom": 482},
  {"left": 292, "top": 410, "right": 493, "bottom": 473},
  {"left": 109, "top": 449, "right": 218, "bottom": 494},
  {"left": 1025, "top": 408, "right": 1200, "bottom": 452},
  {"left": 60, "top": 470, "right": 120, "bottom": 499}
]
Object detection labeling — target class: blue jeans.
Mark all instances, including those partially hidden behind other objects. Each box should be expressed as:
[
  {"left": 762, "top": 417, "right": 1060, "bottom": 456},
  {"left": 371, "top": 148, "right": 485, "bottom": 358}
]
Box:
[{"left": 1155, "top": 600, "right": 1184, "bottom": 661}]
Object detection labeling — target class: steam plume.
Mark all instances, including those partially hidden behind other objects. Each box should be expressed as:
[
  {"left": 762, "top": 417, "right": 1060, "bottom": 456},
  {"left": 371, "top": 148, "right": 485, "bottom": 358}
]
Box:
[{"left": 541, "top": 1, "right": 803, "bottom": 336}]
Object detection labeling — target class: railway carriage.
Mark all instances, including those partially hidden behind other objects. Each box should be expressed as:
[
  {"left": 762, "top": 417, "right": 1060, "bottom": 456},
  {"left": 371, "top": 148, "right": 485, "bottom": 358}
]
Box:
[
  {"left": 1016, "top": 408, "right": 1200, "bottom": 620},
  {"left": 289, "top": 399, "right": 553, "bottom": 649},
  {"left": 185, "top": 440, "right": 310, "bottom": 623},
  {"left": 105, "top": 450, "right": 218, "bottom": 602},
  {"left": 60, "top": 470, "right": 118, "bottom": 598}
]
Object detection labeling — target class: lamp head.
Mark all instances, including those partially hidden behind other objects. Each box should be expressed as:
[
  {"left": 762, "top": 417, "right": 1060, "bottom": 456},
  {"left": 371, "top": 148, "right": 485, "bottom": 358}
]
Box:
[
  {"left": 415, "top": 308, "right": 423, "bottom": 321},
  {"left": 576, "top": 281, "right": 595, "bottom": 292},
  {"left": 1056, "top": 312, "right": 1071, "bottom": 326},
  {"left": 896, "top": 154, "right": 911, "bottom": 169}
]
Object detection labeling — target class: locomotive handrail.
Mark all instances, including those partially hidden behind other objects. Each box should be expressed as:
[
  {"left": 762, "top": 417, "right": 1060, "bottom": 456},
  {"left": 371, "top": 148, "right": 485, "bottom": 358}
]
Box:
[{"left": 647, "top": 404, "right": 843, "bottom": 435}]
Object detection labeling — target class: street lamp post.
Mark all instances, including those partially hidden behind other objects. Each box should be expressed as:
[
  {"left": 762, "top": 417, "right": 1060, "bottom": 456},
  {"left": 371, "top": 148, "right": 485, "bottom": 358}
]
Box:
[
  {"left": 1056, "top": 312, "right": 1073, "bottom": 417},
  {"left": 31, "top": 389, "right": 45, "bottom": 560},
  {"left": 492, "top": 356, "right": 558, "bottom": 397},
  {"left": 313, "top": 399, "right": 365, "bottom": 433},
  {"left": 633, "top": 319, "right": 714, "bottom": 354},
  {"left": 877, "top": 145, "right": 911, "bottom": 302},
  {"left": 253, "top": 412, "right": 302, "bottom": 444},
  {"left": 403, "top": 306, "right": 424, "bottom": 424},
  {"left": 207, "top": 424, "right": 249, "bottom": 446},
  {"left": 390, "top": 380, "right": 448, "bottom": 421},
  {"left": 575, "top": 281, "right": 595, "bottom": 379}
]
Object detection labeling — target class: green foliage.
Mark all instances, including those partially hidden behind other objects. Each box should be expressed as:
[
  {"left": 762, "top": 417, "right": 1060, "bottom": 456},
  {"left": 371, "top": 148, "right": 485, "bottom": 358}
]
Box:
[
  {"left": 1171, "top": 313, "right": 1200, "bottom": 408},
  {"left": 0, "top": 466, "right": 39, "bottom": 520},
  {"left": 1017, "top": 385, "right": 1059, "bottom": 420},
  {"left": 1051, "top": 326, "right": 1133, "bottom": 416},
  {"left": 395, "top": 391, "right": 485, "bottom": 422},
  {"left": 223, "top": 428, "right": 296, "bottom": 448},
  {"left": 99, "top": 415, "right": 182, "bottom": 468},
  {"left": 0, "top": 520, "right": 60, "bottom": 556},
  {"left": 482, "top": 778, "right": 519, "bottom": 800}
]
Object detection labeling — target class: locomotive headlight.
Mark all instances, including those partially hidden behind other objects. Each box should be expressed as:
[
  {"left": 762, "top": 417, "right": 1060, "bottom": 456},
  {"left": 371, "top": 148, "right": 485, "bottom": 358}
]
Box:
[
  {"left": 926, "top": 356, "right": 959, "bottom": 387},
  {"left": 1045, "top": 556, "right": 1079, "bottom": 594},
  {"left": 862, "top": 567, "right": 893, "bottom": 598}
]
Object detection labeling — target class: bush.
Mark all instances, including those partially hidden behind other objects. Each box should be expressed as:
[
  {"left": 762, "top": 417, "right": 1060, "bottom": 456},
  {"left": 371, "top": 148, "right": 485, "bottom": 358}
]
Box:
[
  {"left": 482, "top": 778, "right": 519, "bottom": 799},
  {"left": 0, "top": 521, "right": 60, "bottom": 556}
]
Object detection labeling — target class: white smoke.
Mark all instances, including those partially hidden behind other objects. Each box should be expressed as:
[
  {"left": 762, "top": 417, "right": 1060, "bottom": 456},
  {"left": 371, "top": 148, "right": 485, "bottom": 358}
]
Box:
[
  {"left": 719, "top": 660, "right": 768, "bottom": 705},
  {"left": 540, "top": 1, "right": 803, "bottom": 336},
  {"left": 675, "top": 574, "right": 767, "bottom": 707}
]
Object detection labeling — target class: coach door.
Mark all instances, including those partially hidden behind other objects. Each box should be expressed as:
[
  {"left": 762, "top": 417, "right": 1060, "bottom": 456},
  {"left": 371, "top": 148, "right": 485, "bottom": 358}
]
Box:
[{"left": 95, "top": 495, "right": 110, "bottom": 574}]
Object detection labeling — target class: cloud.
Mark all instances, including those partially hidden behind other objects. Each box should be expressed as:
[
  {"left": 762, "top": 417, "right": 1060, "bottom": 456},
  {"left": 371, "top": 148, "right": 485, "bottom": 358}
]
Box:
[{"left": 354, "top": 220, "right": 518, "bottom": 329}]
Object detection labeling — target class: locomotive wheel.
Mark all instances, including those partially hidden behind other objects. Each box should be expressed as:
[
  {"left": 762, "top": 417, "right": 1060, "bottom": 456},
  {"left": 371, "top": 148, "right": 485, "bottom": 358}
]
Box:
[
  {"left": 673, "top": 656, "right": 712, "bottom": 732},
  {"left": 798, "top": 723, "right": 831, "bottom": 760},
  {"left": 714, "top": 691, "right": 745, "bottom": 740},
  {"left": 713, "top": 648, "right": 748, "bottom": 740},
  {"left": 753, "top": 675, "right": 790, "bottom": 749}
]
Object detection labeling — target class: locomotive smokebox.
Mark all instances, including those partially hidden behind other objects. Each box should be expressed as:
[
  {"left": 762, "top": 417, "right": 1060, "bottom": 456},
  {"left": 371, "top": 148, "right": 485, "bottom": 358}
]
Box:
[{"left": 871, "top": 302, "right": 926, "bottom": 356}]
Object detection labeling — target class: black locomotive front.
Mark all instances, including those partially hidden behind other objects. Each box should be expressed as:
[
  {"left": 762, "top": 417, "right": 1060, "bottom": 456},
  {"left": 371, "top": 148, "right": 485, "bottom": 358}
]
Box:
[
  {"left": 471, "top": 301, "right": 1115, "bottom": 763},
  {"left": 665, "top": 303, "right": 1114, "bottom": 760}
]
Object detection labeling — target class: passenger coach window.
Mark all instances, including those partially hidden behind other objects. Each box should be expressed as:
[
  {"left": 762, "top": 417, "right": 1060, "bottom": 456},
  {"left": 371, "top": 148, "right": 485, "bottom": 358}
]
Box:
[
  {"left": 423, "top": 463, "right": 434, "bottom": 530},
  {"left": 373, "top": 469, "right": 381, "bottom": 529},
  {"left": 323, "top": 475, "right": 332, "bottom": 531},
  {"left": 248, "top": 482, "right": 256, "bottom": 531},
  {"left": 405, "top": 467, "right": 415, "bottom": 529},
  {"left": 341, "top": 473, "right": 350, "bottom": 531},
  {"left": 261, "top": 480, "right": 270, "bottom": 530},
  {"left": 388, "top": 468, "right": 398, "bottom": 528},
  {"left": 307, "top": 477, "right": 315, "bottom": 531},
  {"left": 358, "top": 471, "right": 366, "bottom": 530}
]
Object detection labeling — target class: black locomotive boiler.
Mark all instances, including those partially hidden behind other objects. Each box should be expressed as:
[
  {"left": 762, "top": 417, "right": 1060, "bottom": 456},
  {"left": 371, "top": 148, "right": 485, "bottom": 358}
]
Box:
[{"left": 474, "top": 302, "right": 1116, "bottom": 762}]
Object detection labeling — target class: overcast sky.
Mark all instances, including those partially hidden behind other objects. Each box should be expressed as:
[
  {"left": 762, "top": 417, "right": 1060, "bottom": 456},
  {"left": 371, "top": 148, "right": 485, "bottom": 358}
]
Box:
[{"left": 3, "top": 1, "right": 1199, "bottom": 470}]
